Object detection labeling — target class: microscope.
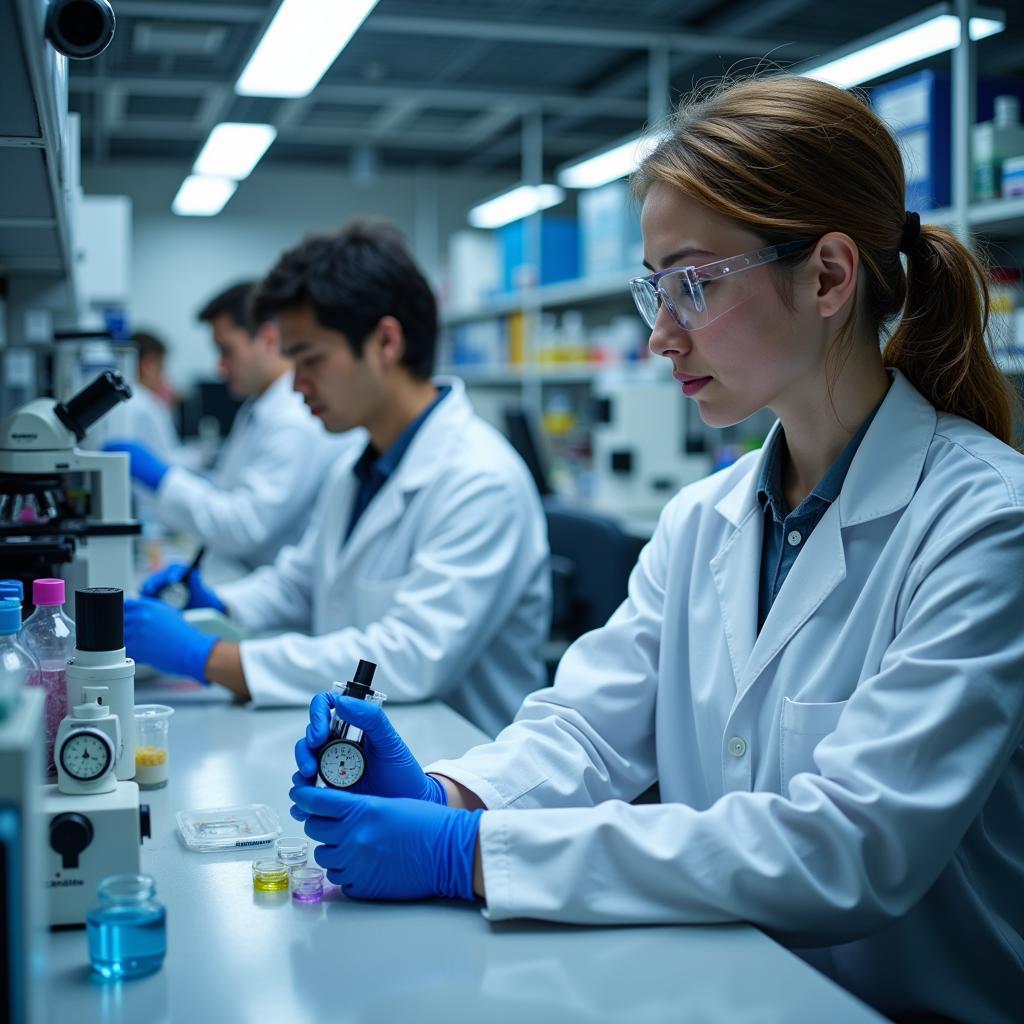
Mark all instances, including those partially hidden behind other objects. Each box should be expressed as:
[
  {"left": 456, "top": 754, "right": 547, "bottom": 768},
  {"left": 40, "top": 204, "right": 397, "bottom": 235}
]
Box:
[{"left": 0, "top": 371, "right": 140, "bottom": 611}]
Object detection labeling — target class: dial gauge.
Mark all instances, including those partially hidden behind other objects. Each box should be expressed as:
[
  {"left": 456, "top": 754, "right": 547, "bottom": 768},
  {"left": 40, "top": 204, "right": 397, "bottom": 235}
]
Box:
[
  {"left": 59, "top": 730, "right": 114, "bottom": 781},
  {"left": 318, "top": 739, "right": 366, "bottom": 789}
]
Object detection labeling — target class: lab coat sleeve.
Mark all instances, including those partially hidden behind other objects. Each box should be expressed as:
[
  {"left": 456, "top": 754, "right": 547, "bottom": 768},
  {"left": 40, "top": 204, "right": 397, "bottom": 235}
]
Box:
[
  {"left": 238, "top": 472, "right": 544, "bottom": 707},
  {"left": 473, "top": 508, "right": 1024, "bottom": 939},
  {"left": 215, "top": 515, "right": 318, "bottom": 634},
  {"left": 154, "top": 419, "right": 319, "bottom": 562},
  {"left": 426, "top": 498, "right": 669, "bottom": 811}
]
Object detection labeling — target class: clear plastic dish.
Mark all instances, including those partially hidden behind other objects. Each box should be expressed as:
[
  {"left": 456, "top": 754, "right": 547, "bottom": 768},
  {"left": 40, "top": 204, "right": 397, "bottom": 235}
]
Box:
[{"left": 176, "top": 803, "right": 282, "bottom": 853}]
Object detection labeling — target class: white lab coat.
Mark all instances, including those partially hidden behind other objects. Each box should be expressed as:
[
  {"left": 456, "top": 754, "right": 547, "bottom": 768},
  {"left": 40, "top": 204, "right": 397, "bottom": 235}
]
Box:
[
  {"left": 217, "top": 378, "right": 551, "bottom": 736},
  {"left": 428, "top": 370, "right": 1024, "bottom": 1024},
  {"left": 122, "top": 385, "right": 184, "bottom": 464},
  {"left": 155, "top": 372, "right": 346, "bottom": 569}
]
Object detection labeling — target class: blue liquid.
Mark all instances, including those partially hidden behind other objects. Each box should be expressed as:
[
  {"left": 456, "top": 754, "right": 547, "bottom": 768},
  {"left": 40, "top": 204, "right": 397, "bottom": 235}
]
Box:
[{"left": 86, "top": 904, "right": 167, "bottom": 979}]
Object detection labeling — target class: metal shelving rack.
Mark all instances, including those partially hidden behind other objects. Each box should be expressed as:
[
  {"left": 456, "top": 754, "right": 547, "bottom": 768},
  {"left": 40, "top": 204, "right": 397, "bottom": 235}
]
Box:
[{"left": 440, "top": 2, "right": 1024, "bottom": 385}]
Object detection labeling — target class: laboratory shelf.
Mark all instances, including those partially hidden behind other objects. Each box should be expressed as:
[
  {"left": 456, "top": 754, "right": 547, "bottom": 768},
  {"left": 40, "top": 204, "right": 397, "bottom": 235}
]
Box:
[
  {"left": 441, "top": 361, "right": 663, "bottom": 386},
  {"left": 443, "top": 270, "right": 632, "bottom": 326},
  {"left": 969, "top": 196, "right": 1024, "bottom": 238}
]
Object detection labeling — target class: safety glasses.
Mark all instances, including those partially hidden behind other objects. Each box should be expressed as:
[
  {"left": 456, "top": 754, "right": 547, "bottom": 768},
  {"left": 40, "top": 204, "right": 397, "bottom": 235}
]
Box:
[{"left": 629, "top": 238, "right": 815, "bottom": 331}]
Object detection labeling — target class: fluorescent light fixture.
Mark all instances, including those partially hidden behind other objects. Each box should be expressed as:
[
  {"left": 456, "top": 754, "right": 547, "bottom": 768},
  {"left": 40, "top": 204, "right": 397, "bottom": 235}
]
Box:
[
  {"left": 236, "top": 0, "right": 381, "bottom": 98},
  {"left": 800, "top": 9, "right": 1005, "bottom": 89},
  {"left": 172, "top": 175, "right": 238, "bottom": 217},
  {"left": 193, "top": 123, "right": 277, "bottom": 180},
  {"left": 557, "top": 133, "right": 663, "bottom": 190},
  {"left": 468, "top": 184, "right": 565, "bottom": 229}
]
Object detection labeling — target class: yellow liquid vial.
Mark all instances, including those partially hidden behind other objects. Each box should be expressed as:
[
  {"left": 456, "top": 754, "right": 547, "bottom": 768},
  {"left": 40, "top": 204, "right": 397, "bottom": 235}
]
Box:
[{"left": 252, "top": 860, "right": 290, "bottom": 892}]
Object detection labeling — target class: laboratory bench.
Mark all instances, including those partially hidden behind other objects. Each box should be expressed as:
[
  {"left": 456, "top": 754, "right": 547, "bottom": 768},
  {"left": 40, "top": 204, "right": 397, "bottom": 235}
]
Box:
[{"left": 45, "top": 690, "right": 887, "bottom": 1024}]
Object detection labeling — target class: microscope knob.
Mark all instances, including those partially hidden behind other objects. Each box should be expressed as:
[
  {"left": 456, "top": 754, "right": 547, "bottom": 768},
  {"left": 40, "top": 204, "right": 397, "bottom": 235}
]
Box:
[{"left": 50, "top": 812, "right": 94, "bottom": 870}]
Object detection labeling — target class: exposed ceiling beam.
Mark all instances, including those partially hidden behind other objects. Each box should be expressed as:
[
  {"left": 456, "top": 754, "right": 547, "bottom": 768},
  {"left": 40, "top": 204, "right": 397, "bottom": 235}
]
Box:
[
  {"left": 70, "top": 76, "right": 649, "bottom": 117},
  {"left": 362, "top": 14, "right": 823, "bottom": 59},
  {"left": 101, "top": 118, "right": 611, "bottom": 156},
  {"left": 369, "top": 98, "right": 423, "bottom": 138},
  {"left": 108, "top": 3, "right": 823, "bottom": 59}
]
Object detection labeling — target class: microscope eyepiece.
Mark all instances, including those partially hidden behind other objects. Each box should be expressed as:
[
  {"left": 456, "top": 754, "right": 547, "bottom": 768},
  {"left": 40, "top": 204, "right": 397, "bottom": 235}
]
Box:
[{"left": 54, "top": 370, "right": 132, "bottom": 442}]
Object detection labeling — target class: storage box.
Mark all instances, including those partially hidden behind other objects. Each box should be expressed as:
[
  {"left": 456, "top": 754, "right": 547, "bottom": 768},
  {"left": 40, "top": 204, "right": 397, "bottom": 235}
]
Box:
[
  {"left": 499, "top": 217, "right": 579, "bottom": 293},
  {"left": 871, "top": 72, "right": 1024, "bottom": 209},
  {"left": 447, "top": 230, "right": 501, "bottom": 309},
  {"left": 578, "top": 181, "right": 644, "bottom": 277}
]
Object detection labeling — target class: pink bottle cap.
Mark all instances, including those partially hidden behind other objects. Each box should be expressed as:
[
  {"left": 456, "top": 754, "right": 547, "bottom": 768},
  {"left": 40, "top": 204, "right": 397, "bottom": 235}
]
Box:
[{"left": 32, "top": 578, "right": 65, "bottom": 607}]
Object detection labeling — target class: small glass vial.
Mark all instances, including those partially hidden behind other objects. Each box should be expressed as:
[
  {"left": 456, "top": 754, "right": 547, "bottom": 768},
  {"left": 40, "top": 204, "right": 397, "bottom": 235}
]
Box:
[
  {"left": 86, "top": 874, "right": 167, "bottom": 980},
  {"left": 251, "top": 859, "right": 289, "bottom": 892},
  {"left": 291, "top": 867, "right": 325, "bottom": 904},
  {"left": 274, "top": 836, "right": 309, "bottom": 870}
]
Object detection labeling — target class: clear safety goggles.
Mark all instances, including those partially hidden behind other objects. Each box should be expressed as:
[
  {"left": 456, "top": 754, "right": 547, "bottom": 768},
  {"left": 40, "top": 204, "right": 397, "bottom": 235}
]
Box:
[{"left": 629, "top": 238, "right": 814, "bottom": 332}]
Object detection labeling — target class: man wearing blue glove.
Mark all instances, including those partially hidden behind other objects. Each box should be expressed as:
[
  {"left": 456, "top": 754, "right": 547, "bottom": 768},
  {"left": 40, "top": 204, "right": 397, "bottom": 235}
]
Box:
[
  {"left": 107, "top": 281, "right": 345, "bottom": 570},
  {"left": 127, "top": 220, "right": 550, "bottom": 735},
  {"left": 289, "top": 692, "right": 484, "bottom": 901}
]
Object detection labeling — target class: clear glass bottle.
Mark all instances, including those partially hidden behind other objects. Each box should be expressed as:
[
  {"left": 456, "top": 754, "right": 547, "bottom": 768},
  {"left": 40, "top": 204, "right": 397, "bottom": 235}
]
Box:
[
  {"left": 0, "top": 598, "right": 39, "bottom": 722},
  {"left": 86, "top": 874, "right": 167, "bottom": 980},
  {"left": 21, "top": 578, "right": 76, "bottom": 777}
]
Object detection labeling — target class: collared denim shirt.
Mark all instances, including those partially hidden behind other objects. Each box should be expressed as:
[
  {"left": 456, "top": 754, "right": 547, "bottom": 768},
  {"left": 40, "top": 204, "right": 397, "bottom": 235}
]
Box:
[
  {"left": 345, "top": 386, "right": 449, "bottom": 541},
  {"left": 756, "top": 406, "right": 880, "bottom": 631}
]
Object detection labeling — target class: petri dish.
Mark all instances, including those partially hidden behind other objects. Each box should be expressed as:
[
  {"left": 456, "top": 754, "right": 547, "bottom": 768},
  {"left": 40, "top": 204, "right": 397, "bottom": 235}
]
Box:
[
  {"left": 290, "top": 867, "right": 325, "bottom": 903},
  {"left": 252, "top": 859, "right": 289, "bottom": 892},
  {"left": 176, "top": 804, "right": 282, "bottom": 853}
]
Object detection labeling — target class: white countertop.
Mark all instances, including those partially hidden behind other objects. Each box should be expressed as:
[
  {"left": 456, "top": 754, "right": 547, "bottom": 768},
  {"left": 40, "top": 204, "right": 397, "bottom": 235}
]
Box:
[{"left": 45, "top": 696, "right": 886, "bottom": 1024}]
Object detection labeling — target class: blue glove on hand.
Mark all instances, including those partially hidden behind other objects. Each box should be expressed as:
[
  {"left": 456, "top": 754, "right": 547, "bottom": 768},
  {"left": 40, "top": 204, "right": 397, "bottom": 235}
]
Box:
[
  {"left": 104, "top": 440, "right": 169, "bottom": 490},
  {"left": 124, "top": 597, "right": 216, "bottom": 683},
  {"left": 141, "top": 563, "right": 225, "bottom": 613},
  {"left": 293, "top": 693, "right": 447, "bottom": 809},
  {"left": 289, "top": 782, "right": 482, "bottom": 902}
]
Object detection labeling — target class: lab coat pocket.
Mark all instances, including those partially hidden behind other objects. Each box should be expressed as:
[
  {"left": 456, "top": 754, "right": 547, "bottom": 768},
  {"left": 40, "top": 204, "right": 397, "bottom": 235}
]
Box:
[
  {"left": 351, "top": 576, "right": 402, "bottom": 629},
  {"left": 780, "top": 697, "right": 848, "bottom": 794}
]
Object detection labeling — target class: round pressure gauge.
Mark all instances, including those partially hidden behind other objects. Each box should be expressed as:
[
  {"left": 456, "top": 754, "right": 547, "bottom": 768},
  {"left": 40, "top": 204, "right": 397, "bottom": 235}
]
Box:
[
  {"left": 59, "top": 728, "right": 115, "bottom": 781},
  {"left": 317, "top": 739, "right": 367, "bottom": 789}
]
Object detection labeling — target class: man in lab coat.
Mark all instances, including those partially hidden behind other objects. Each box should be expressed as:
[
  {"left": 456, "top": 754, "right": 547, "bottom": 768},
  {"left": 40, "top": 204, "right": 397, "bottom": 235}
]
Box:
[
  {"left": 125, "top": 221, "right": 551, "bottom": 735},
  {"left": 106, "top": 281, "right": 344, "bottom": 569}
]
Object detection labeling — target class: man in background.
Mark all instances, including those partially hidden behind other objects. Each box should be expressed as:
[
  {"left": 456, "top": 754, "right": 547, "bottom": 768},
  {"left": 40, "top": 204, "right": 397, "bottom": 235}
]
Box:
[{"left": 107, "top": 281, "right": 348, "bottom": 569}]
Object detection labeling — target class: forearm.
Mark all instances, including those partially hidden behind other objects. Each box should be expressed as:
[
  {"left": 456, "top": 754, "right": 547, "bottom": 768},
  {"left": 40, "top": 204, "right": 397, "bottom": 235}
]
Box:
[{"left": 204, "top": 641, "right": 251, "bottom": 700}]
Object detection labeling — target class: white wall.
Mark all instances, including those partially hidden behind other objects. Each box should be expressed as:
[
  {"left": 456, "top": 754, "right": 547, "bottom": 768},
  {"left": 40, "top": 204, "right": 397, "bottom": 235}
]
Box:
[{"left": 81, "top": 161, "right": 512, "bottom": 389}]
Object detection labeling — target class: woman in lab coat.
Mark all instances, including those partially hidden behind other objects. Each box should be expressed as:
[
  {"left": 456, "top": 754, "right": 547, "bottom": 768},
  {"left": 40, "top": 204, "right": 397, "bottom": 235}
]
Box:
[{"left": 290, "top": 77, "right": 1024, "bottom": 1024}]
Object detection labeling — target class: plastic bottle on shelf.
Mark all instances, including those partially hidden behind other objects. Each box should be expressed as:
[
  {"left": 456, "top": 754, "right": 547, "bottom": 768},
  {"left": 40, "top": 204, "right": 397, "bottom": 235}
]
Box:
[
  {"left": 988, "top": 268, "right": 1023, "bottom": 356},
  {"left": 559, "top": 311, "right": 588, "bottom": 364},
  {"left": 21, "top": 578, "right": 76, "bottom": 777},
  {"left": 0, "top": 598, "right": 39, "bottom": 723},
  {"left": 973, "top": 97, "right": 1024, "bottom": 201}
]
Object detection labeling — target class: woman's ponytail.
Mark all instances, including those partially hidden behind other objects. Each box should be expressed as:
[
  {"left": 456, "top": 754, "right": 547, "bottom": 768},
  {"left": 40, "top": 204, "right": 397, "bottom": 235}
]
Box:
[{"left": 883, "top": 226, "right": 1019, "bottom": 445}]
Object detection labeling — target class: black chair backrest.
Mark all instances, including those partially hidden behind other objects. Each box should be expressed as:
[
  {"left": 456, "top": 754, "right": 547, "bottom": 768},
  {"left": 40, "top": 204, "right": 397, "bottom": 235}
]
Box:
[{"left": 543, "top": 497, "right": 638, "bottom": 640}]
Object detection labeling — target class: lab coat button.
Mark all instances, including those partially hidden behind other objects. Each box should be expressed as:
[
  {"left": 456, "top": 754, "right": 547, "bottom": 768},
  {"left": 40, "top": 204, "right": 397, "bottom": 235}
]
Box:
[
  {"left": 787, "top": 530, "right": 802, "bottom": 547},
  {"left": 728, "top": 736, "right": 747, "bottom": 757}
]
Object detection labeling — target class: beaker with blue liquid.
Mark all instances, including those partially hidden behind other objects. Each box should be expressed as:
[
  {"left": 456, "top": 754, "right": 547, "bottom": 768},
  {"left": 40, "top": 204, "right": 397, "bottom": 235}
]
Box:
[{"left": 86, "top": 873, "right": 167, "bottom": 979}]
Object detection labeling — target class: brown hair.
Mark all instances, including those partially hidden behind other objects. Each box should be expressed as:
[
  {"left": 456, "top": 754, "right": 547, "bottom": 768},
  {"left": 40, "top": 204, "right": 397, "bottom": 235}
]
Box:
[{"left": 632, "top": 75, "right": 1019, "bottom": 445}]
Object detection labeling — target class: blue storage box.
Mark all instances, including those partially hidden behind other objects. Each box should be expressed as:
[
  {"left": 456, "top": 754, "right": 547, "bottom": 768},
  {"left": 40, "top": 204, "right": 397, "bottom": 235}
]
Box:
[
  {"left": 499, "top": 217, "right": 579, "bottom": 293},
  {"left": 871, "top": 71, "right": 1024, "bottom": 210}
]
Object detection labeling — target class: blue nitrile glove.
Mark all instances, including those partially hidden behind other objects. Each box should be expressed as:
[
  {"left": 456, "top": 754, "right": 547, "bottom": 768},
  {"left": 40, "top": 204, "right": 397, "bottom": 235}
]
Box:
[
  {"left": 103, "top": 440, "right": 169, "bottom": 490},
  {"left": 292, "top": 693, "right": 448, "bottom": 809},
  {"left": 141, "top": 563, "right": 225, "bottom": 612},
  {"left": 124, "top": 597, "right": 217, "bottom": 683},
  {"left": 289, "top": 783, "right": 482, "bottom": 902}
]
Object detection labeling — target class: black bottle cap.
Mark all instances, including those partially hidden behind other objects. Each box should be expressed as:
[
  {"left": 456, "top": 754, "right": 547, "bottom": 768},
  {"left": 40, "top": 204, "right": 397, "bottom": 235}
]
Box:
[
  {"left": 342, "top": 659, "right": 377, "bottom": 700},
  {"left": 75, "top": 588, "right": 123, "bottom": 652}
]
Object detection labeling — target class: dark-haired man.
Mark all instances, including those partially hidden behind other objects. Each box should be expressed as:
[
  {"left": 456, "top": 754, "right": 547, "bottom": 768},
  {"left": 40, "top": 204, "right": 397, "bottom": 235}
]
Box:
[
  {"left": 107, "top": 280, "right": 344, "bottom": 568},
  {"left": 125, "top": 220, "right": 550, "bottom": 735}
]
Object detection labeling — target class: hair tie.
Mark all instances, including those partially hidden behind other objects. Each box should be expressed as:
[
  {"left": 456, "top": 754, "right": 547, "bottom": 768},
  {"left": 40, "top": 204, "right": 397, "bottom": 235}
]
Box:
[{"left": 899, "top": 211, "right": 921, "bottom": 254}]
